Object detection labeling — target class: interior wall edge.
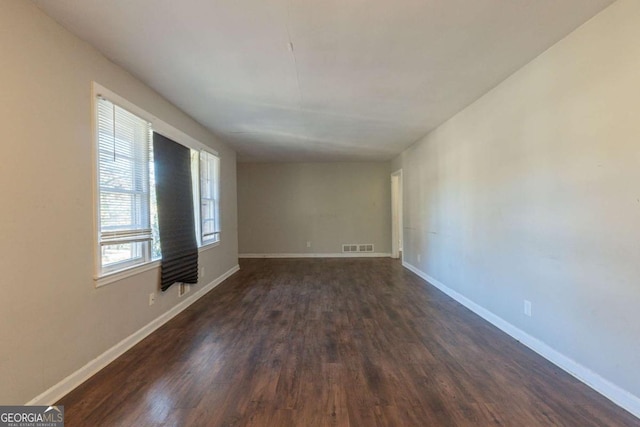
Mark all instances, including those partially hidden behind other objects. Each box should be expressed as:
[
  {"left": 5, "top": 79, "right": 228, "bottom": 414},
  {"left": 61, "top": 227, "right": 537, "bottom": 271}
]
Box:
[
  {"left": 402, "top": 261, "right": 640, "bottom": 419},
  {"left": 25, "top": 265, "right": 240, "bottom": 406},
  {"left": 238, "top": 253, "right": 392, "bottom": 259}
]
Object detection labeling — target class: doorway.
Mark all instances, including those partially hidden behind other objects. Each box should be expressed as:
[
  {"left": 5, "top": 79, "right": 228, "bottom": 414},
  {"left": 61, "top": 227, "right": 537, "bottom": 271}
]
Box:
[{"left": 391, "top": 169, "right": 403, "bottom": 259}]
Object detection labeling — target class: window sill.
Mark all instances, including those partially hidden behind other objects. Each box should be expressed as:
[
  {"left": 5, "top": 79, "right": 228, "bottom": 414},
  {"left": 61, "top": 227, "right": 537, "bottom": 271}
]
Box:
[
  {"left": 95, "top": 260, "right": 161, "bottom": 288},
  {"left": 95, "top": 243, "right": 218, "bottom": 287},
  {"left": 198, "top": 240, "right": 220, "bottom": 253}
]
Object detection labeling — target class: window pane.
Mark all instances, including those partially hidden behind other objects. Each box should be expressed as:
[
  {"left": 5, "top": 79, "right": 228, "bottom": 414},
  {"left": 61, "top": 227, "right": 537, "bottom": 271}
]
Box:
[
  {"left": 101, "top": 242, "right": 144, "bottom": 266},
  {"left": 149, "top": 142, "right": 161, "bottom": 260}
]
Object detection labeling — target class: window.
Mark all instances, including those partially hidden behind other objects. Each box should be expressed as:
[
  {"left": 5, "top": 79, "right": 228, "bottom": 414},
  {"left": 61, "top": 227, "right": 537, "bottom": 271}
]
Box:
[
  {"left": 200, "top": 151, "right": 221, "bottom": 245},
  {"left": 94, "top": 85, "right": 221, "bottom": 281},
  {"left": 96, "top": 97, "right": 154, "bottom": 274}
]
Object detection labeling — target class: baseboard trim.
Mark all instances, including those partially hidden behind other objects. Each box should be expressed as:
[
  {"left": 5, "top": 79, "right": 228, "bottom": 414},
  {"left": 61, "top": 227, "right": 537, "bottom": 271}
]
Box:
[
  {"left": 239, "top": 252, "right": 391, "bottom": 259},
  {"left": 26, "top": 264, "right": 240, "bottom": 406},
  {"left": 402, "top": 261, "right": 640, "bottom": 419}
]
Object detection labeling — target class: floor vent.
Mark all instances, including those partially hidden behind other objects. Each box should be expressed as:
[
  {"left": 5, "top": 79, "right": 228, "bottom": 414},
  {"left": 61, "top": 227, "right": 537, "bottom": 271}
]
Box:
[{"left": 342, "top": 244, "right": 374, "bottom": 253}]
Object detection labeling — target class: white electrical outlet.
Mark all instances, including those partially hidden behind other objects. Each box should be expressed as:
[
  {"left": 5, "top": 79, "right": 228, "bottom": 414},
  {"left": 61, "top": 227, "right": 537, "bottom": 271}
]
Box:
[
  {"left": 200, "top": 267, "right": 205, "bottom": 278},
  {"left": 417, "top": 254, "right": 421, "bottom": 262},
  {"left": 306, "top": 241, "right": 312, "bottom": 248},
  {"left": 148, "top": 293, "right": 156, "bottom": 306},
  {"left": 524, "top": 300, "right": 532, "bottom": 317}
]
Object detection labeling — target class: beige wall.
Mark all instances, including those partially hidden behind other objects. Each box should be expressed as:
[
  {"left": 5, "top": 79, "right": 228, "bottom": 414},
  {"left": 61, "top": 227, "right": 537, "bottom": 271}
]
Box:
[
  {"left": 0, "top": 1, "right": 238, "bottom": 404},
  {"left": 238, "top": 162, "right": 391, "bottom": 255},
  {"left": 392, "top": 0, "right": 640, "bottom": 399}
]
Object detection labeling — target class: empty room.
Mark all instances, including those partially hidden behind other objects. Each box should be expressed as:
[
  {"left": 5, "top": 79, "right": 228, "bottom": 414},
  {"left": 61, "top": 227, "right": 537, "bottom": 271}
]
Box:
[{"left": 1, "top": 0, "right": 639, "bottom": 425}]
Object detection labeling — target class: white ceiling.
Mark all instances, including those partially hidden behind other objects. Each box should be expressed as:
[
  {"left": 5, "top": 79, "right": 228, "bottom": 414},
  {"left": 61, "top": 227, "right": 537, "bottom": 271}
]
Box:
[{"left": 35, "top": 0, "right": 614, "bottom": 162}]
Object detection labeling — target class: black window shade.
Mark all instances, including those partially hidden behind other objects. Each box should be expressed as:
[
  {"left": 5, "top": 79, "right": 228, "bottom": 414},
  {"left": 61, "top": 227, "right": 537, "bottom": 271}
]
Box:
[{"left": 153, "top": 133, "right": 198, "bottom": 291}]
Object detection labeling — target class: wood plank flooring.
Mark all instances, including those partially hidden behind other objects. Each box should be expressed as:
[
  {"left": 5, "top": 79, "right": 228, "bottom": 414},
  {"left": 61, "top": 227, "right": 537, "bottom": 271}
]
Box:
[{"left": 58, "top": 258, "right": 639, "bottom": 426}]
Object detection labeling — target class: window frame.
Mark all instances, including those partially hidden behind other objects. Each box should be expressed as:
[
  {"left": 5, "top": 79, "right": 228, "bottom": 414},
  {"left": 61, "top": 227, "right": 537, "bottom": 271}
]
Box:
[
  {"left": 95, "top": 96, "right": 153, "bottom": 275},
  {"left": 199, "top": 150, "right": 221, "bottom": 247},
  {"left": 92, "top": 82, "right": 221, "bottom": 287}
]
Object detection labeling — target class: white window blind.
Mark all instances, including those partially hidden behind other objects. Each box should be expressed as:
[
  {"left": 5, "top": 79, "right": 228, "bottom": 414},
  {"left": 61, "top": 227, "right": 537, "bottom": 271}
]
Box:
[
  {"left": 200, "top": 151, "right": 220, "bottom": 244},
  {"left": 96, "top": 97, "right": 152, "bottom": 272}
]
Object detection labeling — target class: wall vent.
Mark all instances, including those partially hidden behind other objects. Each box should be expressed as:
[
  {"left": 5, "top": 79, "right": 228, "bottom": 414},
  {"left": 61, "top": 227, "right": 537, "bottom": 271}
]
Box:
[
  {"left": 178, "top": 283, "right": 190, "bottom": 297},
  {"left": 342, "top": 244, "right": 374, "bottom": 253}
]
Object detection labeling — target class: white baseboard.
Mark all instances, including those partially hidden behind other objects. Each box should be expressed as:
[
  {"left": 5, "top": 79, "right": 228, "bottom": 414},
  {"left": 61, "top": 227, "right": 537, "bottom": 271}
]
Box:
[
  {"left": 26, "top": 264, "right": 240, "bottom": 406},
  {"left": 239, "top": 252, "right": 391, "bottom": 259},
  {"left": 402, "top": 261, "right": 640, "bottom": 419}
]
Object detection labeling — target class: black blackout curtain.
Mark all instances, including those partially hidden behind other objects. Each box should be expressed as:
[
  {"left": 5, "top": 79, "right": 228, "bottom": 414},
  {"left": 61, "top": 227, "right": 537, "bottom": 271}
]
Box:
[{"left": 153, "top": 133, "right": 198, "bottom": 291}]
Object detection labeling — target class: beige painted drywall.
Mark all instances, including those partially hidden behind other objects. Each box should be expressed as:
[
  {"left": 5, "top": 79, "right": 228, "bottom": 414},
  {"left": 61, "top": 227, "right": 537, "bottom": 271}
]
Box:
[
  {"left": 238, "top": 163, "right": 391, "bottom": 255},
  {"left": 392, "top": 0, "right": 640, "bottom": 398},
  {"left": 0, "top": 0, "right": 238, "bottom": 404}
]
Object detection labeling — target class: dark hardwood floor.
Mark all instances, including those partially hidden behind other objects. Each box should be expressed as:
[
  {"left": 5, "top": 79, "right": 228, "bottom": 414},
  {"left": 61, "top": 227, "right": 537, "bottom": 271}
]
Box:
[{"left": 59, "top": 258, "right": 639, "bottom": 426}]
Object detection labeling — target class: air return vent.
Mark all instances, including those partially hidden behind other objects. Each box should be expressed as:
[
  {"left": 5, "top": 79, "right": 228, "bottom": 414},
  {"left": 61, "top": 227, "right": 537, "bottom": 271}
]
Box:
[{"left": 342, "top": 244, "right": 374, "bottom": 253}]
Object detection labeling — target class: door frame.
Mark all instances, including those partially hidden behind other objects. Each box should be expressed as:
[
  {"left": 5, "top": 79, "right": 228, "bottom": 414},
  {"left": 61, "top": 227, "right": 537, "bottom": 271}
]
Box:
[{"left": 391, "top": 169, "right": 403, "bottom": 259}]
